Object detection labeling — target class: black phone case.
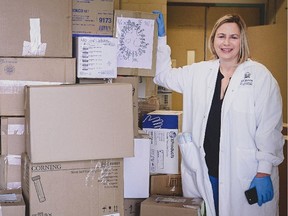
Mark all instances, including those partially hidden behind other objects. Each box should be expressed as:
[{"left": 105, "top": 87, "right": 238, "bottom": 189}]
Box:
[{"left": 245, "top": 187, "right": 258, "bottom": 205}]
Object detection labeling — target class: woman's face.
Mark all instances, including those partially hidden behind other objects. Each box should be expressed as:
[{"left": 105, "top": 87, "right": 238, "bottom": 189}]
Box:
[{"left": 213, "top": 22, "right": 241, "bottom": 64}]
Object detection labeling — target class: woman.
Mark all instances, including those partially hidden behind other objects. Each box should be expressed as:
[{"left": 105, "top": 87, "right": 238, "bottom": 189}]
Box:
[{"left": 152, "top": 12, "right": 284, "bottom": 216}]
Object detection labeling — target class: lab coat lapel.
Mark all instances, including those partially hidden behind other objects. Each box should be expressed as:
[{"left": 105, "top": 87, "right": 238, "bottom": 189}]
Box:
[
  {"left": 207, "top": 61, "right": 220, "bottom": 113},
  {"left": 221, "top": 63, "right": 246, "bottom": 119}
]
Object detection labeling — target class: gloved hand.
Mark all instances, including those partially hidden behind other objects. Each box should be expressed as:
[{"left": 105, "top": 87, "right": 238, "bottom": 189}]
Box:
[
  {"left": 152, "top": 10, "right": 165, "bottom": 37},
  {"left": 249, "top": 175, "right": 274, "bottom": 206}
]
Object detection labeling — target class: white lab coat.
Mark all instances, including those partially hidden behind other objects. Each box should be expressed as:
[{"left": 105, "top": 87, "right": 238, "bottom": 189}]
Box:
[{"left": 154, "top": 37, "right": 284, "bottom": 216}]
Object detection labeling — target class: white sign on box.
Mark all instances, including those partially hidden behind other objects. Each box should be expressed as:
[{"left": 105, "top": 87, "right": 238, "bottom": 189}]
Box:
[
  {"left": 116, "top": 17, "right": 154, "bottom": 69},
  {"left": 76, "top": 37, "right": 118, "bottom": 78}
]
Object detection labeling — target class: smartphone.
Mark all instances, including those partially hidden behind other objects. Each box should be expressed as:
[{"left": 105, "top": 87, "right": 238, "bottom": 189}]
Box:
[{"left": 245, "top": 187, "right": 258, "bottom": 205}]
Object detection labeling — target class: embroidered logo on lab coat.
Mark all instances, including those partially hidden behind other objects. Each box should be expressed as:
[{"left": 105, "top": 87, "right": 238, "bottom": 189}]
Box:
[{"left": 240, "top": 72, "right": 253, "bottom": 85}]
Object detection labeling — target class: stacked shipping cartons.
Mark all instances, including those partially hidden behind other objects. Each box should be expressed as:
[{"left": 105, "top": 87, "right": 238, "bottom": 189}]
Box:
[
  {"left": 0, "top": 1, "right": 134, "bottom": 216},
  {"left": 73, "top": 7, "right": 163, "bottom": 216},
  {"left": 74, "top": 7, "right": 159, "bottom": 215},
  {"left": 0, "top": 0, "right": 75, "bottom": 214},
  {"left": 22, "top": 82, "right": 134, "bottom": 215}
]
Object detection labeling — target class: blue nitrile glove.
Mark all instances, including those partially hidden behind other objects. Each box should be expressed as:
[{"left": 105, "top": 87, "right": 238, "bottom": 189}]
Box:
[
  {"left": 152, "top": 10, "right": 165, "bottom": 37},
  {"left": 249, "top": 176, "right": 274, "bottom": 206},
  {"left": 177, "top": 132, "right": 192, "bottom": 144}
]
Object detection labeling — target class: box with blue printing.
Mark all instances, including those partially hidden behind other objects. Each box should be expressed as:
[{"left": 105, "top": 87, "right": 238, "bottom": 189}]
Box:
[{"left": 142, "top": 110, "right": 182, "bottom": 174}]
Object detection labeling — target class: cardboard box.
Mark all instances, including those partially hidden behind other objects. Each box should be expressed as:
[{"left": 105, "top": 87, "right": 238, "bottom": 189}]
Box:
[
  {"left": 138, "top": 77, "right": 157, "bottom": 99},
  {"left": 76, "top": 77, "right": 140, "bottom": 137},
  {"left": 113, "top": 10, "right": 158, "bottom": 77},
  {"left": 115, "top": 76, "right": 139, "bottom": 137},
  {"left": 0, "top": 155, "right": 21, "bottom": 190},
  {"left": 0, "top": 0, "right": 72, "bottom": 57},
  {"left": 0, "top": 58, "right": 76, "bottom": 116},
  {"left": 74, "top": 37, "right": 118, "bottom": 79},
  {"left": 25, "top": 83, "right": 134, "bottom": 163},
  {"left": 124, "top": 136, "right": 150, "bottom": 198},
  {"left": 0, "top": 189, "right": 25, "bottom": 216},
  {"left": 157, "top": 92, "right": 173, "bottom": 110},
  {"left": 1, "top": 117, "right": 25, "bottom": 156},
  {"left": 22, "top": 154, "right": 124, "bottom": 216},
  {"left": 142, "top": 110, "right": 183, "bottom": 174},
  {"left": 140, "top": 195, "right": 204, "bottom": 216},
  {"left": 72, "top": 0, "right": 114, "bottom": 36},
  {"left": 124, "top": 198, "right": 145, "bottom": 216},
  {"left": 150, "top": 174, "right": 182, "bottom": 196},
  {"left": 138, "top": 96, "right": 160, "bottom": 130}
]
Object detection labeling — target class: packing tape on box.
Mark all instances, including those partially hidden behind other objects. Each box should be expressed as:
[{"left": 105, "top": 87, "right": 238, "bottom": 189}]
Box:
[
  {"left": 8, "top": 124, "right": 24, "bottom": 135},
  {"left": 0, "top": 193, "right": 19, "bottom": 216},
  {"left": 7, "top": 182, "right": 21, "bottom": 190},
  {"left": 7, "top": 155, "right": 21, "bottom": 166},
  {"left": 0, "top": 80, "right": 62, "bottom": 94},
  {"left": 22, "top": 18, "right": 47, "bottom": 56}
]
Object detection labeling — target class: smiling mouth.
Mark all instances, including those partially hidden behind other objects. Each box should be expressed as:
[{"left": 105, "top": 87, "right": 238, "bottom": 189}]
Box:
[{"left": 221, "top": 48, "right": 233, "bottom": 53}]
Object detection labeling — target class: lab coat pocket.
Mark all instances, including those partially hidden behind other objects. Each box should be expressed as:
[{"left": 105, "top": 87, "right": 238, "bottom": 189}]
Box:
[
  {"left": 178, "top": 141, "right": 200, "bottom": 172},
  {"left": 236, "top": 148, "right": 258, "bottom": 180},
  {"left": 179, "top": 141, "right": 203, "bottom": 198},
  {"left": 181, "top": 166, "right": 201, "bottom": 197},
  {"left": 232, "top": 87, "right": 254, "bottom": 114}
]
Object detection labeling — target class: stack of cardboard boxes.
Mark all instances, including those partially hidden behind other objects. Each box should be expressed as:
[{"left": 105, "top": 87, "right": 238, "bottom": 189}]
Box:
[
  {"left": 0, "top": 0, "right": 204, "bottom": 215},
  {"left": 0, "top": 0, "right": 75, "bottom": 215}
]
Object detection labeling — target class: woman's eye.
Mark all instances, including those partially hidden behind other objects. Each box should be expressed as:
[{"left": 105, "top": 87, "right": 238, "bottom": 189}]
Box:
[{"left": 231, "top": 35, "right": 239, "bottom": 39}]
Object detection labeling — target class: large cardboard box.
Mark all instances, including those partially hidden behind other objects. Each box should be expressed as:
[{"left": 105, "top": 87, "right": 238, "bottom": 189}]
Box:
[
  {"left": 0, "top": 0, "right": 72, "bottom": 57},
  {"left": 150, "top": 174, "right": 182, "bottom": 196},
  {"left": 140, "top": 195, "right": 204, "bottom": 216},
  {"left": 79, "top": 76, "right": 139, "bottom": 136},
  {"left": 124, "top": 136, "right": 150, "bottom": 198},
  {"left": 0, "top": 58, "right": 76, "bottom": 116},
  {"left": 1, "top": 117, "right": 25, "bottom": 155},
  {"left": 113, "top": 10, "right": 158, "bottom": 77},
  {"left": 25, "top": 83, "right": 134, "bottom": 163},
  {"left": 72, "top": 0, "right": 114, "bottom": 36},
  {"left": 22, "top": 154, "right": 124, "bottom": 216},
  {"left": 0, "top": 155, "right": 21, "bottom": 190},
  {"left": 0, "top": 189, "right": 25, "bottom": 216},
  {"left": 142, "top": 110, "right": 183, "bottom": 174}
]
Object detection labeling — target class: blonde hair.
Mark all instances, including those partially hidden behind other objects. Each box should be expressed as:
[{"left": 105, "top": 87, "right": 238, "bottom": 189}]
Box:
[{"left": 208, "top": 14, "right": 250, "bottom": 64}]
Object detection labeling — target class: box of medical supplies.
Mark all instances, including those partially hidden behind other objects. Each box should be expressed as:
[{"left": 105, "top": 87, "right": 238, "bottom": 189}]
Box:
[
  {"left": 25, "top": 83, "right": 134, "bottom": 163},
  {"left": 0, "top": 155, "right": 21, "bottom": 190},
  {"left": 0, "top": 0, "right": 72, "bottom": 57},
  {"left": 1, "top": 117, "right": 25, "bottom": 156},
  {"left": 113, "top": 10, "right": 158, "bottom": 77},
  {"left": 74, "top": 37, "right": 118, "bottom": 79},
  {"left": 140, "top": 195, "right": 204, "bottom": 216},
  {"left": 0, "top": 189, "right": 25, "bottom": 216},
  {"left": 124, "top": 198, "right": 145, "bottom": 216},
  {"left": 22, "top": 153, "right": 124, "bottom": 216},
  {"left": 0, "top": 58, "right": 76, "bottom": 116},
  {"left": 124, "top": 136, "right": 150, "bottom": 198},
  {"left": 142, "top": 110, "right": 183, "bottom": 174},
  {"left": 72, "top": 0, "right": 114, "bottom": 37},
  {"left": 150, "top": 174, "right": 183, "bottom": 196}
]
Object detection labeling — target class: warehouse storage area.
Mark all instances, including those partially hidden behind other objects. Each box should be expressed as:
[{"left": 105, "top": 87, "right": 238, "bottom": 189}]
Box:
[{"left": 0, "top": 0, "right": 286, "bottom": 215}]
